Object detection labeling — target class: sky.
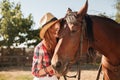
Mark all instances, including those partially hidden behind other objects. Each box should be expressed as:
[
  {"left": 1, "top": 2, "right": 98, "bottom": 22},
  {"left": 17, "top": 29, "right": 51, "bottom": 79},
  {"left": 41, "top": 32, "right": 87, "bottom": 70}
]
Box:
[{"left": 0, "top": 0, "right": 117, "bottom": 29}]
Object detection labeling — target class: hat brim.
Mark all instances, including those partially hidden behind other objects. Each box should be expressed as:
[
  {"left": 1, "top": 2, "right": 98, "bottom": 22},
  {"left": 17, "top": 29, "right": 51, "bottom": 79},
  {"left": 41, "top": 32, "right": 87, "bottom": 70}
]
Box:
[{"left": 40, "top": 20, "right": 59, "bottom": 39}]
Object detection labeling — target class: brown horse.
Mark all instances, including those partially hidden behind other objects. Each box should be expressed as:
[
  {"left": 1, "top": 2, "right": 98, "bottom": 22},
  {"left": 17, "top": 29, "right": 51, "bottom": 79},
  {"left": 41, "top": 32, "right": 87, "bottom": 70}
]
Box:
[{"left": 51, "top": 0, "right": 120, "bottom": 80}]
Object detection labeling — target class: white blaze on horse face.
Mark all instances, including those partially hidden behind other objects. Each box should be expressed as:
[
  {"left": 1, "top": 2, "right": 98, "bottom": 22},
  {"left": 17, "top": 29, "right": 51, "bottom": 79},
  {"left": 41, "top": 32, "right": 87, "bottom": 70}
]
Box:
[
  {"left": 51, "top": 38, "right": 63, "bottom": 66},
  {"left": 51, "top": 53, "right": 58, "bottom": 66},
  {"left": 68, "top": 23, "right": 74, "bottom": 31}
]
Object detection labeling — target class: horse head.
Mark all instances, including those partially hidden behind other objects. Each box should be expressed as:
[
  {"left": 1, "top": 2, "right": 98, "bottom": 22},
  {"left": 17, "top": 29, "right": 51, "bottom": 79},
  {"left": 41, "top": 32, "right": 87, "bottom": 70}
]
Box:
[{"left": 51, "top": 0, "right": 89, "bottom": 75}]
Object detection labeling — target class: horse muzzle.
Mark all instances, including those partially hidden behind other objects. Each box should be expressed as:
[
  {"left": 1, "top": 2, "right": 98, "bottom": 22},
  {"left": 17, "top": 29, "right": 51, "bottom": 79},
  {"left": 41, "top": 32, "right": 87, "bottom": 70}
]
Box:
[{"left": 52, "top": 61, "right": 70, "bottom": 75}]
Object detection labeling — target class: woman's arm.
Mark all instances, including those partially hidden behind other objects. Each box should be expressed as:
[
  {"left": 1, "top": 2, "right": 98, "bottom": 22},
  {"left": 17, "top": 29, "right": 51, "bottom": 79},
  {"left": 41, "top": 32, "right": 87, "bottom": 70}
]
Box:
[{"left": 32, "top": 44, "right": 47, "bottom": 77}]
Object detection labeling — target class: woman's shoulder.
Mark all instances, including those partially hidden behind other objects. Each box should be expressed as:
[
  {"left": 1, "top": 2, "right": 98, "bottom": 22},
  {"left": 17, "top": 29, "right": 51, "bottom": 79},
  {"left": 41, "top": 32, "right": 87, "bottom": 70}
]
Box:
[
  {"left": 35, "top": 41, "right": 43, "bottom": 48},
  {"left": 34, "top": 41, "right": 45, "bottom": 55},
  {"left": 36, "top": 42, "right": 43, "bottom": 48},
  {"left": 34, "top": 41, "right": 43, "bottom": 51}
]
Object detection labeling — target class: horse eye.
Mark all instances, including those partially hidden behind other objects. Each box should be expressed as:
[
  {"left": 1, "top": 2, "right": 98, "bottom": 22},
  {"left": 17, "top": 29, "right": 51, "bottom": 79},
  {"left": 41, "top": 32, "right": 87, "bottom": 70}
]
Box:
[
  {"left": 71, "top": 30, "right": 77, "bottom": 33},
  {"left": 70, "top": 30, "right": 77, "bottom": 36}
]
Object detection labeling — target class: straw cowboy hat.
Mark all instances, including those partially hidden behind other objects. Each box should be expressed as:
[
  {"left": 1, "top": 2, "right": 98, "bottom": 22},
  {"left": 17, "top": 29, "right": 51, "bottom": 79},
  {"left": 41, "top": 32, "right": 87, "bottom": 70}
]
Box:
[{"left": 39, "top": 12, "right": 59, "bottom": 39}]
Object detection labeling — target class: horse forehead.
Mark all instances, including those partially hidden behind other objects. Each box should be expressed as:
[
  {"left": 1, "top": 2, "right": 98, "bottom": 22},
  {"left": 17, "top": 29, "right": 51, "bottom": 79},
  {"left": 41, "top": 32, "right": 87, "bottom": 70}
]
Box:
[{"left": 58, "top": 25, "right": 69, "bottom": 38}]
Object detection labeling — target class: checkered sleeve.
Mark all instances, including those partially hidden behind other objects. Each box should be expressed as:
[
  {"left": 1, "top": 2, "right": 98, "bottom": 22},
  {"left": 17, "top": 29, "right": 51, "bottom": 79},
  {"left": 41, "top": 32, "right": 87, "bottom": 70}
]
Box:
[{"left": 31, "top": 43, "right": 44, "bottom": 77}]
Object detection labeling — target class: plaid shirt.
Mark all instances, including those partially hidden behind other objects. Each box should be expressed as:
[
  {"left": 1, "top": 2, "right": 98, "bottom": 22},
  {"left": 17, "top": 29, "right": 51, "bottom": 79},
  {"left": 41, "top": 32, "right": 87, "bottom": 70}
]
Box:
[{"left": 32, "top": 41, "right": 53, "bottom": 77}]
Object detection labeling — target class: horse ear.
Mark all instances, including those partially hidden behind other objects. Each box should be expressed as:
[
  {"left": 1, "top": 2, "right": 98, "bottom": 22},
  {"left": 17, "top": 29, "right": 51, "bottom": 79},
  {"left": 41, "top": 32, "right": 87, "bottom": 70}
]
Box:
[
  {"left": 77, "top": 0, "right": 88, "bottom": 16},
  {"left": 67, "top": 8, "right": 72, "bottom": 14}
]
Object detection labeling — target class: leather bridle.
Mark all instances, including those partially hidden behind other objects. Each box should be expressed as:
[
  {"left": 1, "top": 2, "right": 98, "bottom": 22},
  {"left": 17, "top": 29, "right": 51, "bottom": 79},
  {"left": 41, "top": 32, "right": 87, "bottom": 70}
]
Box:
[{"left": 62, "top": 14, "right": 102, "bottom": 80}]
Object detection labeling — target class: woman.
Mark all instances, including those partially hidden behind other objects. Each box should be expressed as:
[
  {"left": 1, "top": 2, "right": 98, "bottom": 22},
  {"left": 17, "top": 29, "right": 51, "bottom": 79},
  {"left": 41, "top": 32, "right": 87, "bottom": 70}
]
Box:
[{"left": 32, "top": 12, "right": 60, "bottom": 80}]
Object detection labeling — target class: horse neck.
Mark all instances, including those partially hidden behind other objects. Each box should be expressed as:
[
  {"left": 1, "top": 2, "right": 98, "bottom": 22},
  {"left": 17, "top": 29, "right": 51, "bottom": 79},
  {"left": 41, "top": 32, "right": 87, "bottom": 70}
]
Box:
[{"left": 90, "top": 15, "right": 120, "bottom": 57}]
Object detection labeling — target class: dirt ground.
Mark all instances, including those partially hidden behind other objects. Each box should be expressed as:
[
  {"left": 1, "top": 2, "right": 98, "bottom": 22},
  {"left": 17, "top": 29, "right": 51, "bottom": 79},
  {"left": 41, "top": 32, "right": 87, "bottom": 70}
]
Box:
[
  {"left": 60, "top": 70, "right": 103, "bottom": 80},
  {"left": 0, "top": 64, "right": 103, "bottom": 80}
]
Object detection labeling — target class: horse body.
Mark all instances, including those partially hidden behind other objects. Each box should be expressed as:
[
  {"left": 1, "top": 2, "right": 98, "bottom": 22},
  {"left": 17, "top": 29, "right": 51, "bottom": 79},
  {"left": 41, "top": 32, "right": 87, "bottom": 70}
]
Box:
[
  {"left": 90, "top": 16, "right": 120, "bottom": 80},
  {"left": 51, "top": 0, "right": 120, "bottom": 80},
  {"left": 91, "top": 15, "right": 120, "bottom": 64}
]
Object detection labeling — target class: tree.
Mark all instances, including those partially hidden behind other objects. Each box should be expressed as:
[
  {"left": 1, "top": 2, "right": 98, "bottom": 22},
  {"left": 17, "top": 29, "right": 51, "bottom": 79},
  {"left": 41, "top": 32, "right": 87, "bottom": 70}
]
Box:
[
  {"left": 115, "top": 0, "right": 120, "bottom": 23},
  {"left": 0, "top": 0, "right": 40, "bottom": 47},
  {"left": 25, "top": 29, "right": 41, "bottom": 47}
]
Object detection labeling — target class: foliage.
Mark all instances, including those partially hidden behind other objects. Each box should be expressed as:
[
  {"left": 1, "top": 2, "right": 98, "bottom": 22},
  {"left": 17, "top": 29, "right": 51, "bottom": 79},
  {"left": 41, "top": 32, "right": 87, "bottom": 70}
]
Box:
[
  {"left": 0, "top": 0, "right": 40, "bottom": 47},
  {"left": 98, "top": 12, "right": 109, "bottom": 18},
  {"left": 26, "top": 29, "right": 41, "bottom": 47},
  {"left": 115, "top": 0, "right": 120, "bottom": 23}
]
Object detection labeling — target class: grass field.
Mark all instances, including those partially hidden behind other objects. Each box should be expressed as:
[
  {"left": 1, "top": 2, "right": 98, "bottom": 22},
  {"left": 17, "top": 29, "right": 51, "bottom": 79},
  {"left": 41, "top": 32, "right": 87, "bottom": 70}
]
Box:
[{"left": 0, "top": 64, "right": 103, "bottom": 80}]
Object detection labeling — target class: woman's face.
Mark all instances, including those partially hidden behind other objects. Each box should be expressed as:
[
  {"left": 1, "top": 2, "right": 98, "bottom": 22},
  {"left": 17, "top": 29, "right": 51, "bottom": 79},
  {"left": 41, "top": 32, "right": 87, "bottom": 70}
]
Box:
[{"left": 49, "top": 22, "right": 60, "bottom": 38}]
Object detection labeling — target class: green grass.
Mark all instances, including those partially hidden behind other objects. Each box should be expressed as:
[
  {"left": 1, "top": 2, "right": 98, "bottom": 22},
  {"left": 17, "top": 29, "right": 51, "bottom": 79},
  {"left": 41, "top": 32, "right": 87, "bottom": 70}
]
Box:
[
  {"left": 0, "top": 71, "right": 33, "bottom": 80},
  {"left": 0, "top": 74, "right": 33, "bottom": 80},
  {"left": 15, "top": 75, "right": 33, "bottom": 80},
  {"left": 0, "top": 74, "right": 12, "bottom": 80}
]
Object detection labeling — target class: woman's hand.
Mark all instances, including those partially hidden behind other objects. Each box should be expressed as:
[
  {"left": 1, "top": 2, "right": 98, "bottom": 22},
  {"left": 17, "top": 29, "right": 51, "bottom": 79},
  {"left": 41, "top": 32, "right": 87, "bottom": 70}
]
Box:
[
  {"left": 46, "top": 65, "right": 56, "bottom": 75},
  {"left": 46, "top": 65, "right": 61, "bottom": 77},
  {"left": 39, "top": 65, "right": 57, "bottom": 76}
]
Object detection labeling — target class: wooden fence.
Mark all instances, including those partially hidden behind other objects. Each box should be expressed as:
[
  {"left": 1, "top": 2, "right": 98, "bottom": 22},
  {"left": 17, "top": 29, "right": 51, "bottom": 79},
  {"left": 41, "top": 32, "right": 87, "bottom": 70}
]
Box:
[
  {"left": 0, "top": 47, "right": 102, "bottom": 67},
  {"left": 0, "top": 47, "right": 33, "bottom": 67}
]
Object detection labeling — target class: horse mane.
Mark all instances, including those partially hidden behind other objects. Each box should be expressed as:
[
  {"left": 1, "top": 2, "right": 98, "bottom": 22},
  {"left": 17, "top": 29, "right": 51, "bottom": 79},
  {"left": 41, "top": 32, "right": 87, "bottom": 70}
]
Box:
[
  {"left": 84, "top": 14, "right": 119, "bottom": 43},
  {"left": 60, "top": 13, "right": 119, "bottom": 46},
  {"left": 91, "top": 15, "right": 119, "bottom": 24},
  {"left": 84, "top": 14, "right": 94, "bottom": 44}
]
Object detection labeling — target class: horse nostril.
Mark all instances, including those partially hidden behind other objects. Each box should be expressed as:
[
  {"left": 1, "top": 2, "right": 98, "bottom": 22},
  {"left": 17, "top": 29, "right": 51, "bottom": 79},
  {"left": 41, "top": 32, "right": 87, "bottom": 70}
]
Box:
[{"left": 56, "top": 61, "right": 62, "bottom": 68}]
